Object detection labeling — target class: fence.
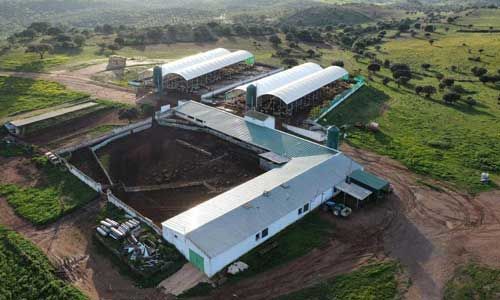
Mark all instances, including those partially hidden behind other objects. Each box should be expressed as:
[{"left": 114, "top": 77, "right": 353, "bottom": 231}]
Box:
[
  {"left": 107, "top": 190, "right": 162, "bottom": 235},
  {"left": 64, "top": 160, "right": 103, "bottom": 192},
  {"left": 56, "top": 118, "right": 153, "bottom": 155},
  {"left": 314, "top": 76, "right": 366, "bottom": 123}
]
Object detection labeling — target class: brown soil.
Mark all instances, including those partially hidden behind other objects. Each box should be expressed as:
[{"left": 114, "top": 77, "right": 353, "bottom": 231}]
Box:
[
  {"left": 0, "top": 70, "right": 136, "bottom": 104},
  {"left": 24, "top": 108, "right": 125, "bottom": 148},
  {"left": 2, "top": 138, "right": 499, "bottom": 300},
  {"left": 69, "top": 147, "right": 110, "bottom": 185},
  {"left": 201, "top": 144, "right": 500, "bottom": 300},
  {"left": 94, "top": 126, "right": 264, "bottom": 225}
]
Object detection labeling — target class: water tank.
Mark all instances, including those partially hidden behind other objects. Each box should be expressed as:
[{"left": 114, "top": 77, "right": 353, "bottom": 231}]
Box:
[
  {"left": 326, "top": 126, "right": 340, "bottom": 150},
  {"left": 153, "top": 66, "right": 163, "bottom": 95},
  {"left": 246, "top": 84, "right": 257, "bottom": 110}
]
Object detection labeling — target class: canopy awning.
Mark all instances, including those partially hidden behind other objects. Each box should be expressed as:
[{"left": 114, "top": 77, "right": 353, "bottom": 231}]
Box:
[{"left": 335, "top": 181, "right": 372, "bottom": 201}]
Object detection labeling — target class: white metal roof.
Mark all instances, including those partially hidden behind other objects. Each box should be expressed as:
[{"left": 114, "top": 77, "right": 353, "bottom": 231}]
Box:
[
  {"left": 232, "top": 63, "right": 322, "bottom": 97},
  {"left": 174, "top": 101, "right": 335, "bottom": 158},
  {"left": 335, "top": 181, "right": 372, "bottom": 200},
  {"left": 263, "top": 66, "right": 349, "bottom": 105},
  {"left": 167, "top": 50, "right": 253, "bottom": 81},
  {"left": 159, "top": 48, "right": 230, "bottom": 77},
  {"left": 162, "top": 153, "right": 362, "bottom": 258},
  {"left": 9, "top": 102, "right": 98, "bottom": 127}
]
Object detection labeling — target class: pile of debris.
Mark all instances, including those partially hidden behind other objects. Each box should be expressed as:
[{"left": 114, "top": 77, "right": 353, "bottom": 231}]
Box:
[
  {"left": 96, "top": 217, "right": 166, "bottom": 271},
  {"left": 97, "top": 218, "right": 140, "bottom": 239}
]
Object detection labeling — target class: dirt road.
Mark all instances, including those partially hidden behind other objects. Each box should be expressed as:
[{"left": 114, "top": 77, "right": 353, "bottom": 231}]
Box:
[
  {"left": 0, "top": 69, "right": 136, "bottom": 104},
  {"left": 202, "top": 144, "right": 500, "bottom": 300},
  {"left": 1, "top": 144, "right": 498, "bottom": 300}
]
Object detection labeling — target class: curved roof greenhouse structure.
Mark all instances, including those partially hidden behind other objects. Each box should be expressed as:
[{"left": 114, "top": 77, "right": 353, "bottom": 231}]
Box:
[
  {"left": 262, "top": 66, "right": 348, "bottom": 105},
  {"left": 233, "top": 62, "right": 322, "bottom": 97},
  {"left": 168, "top": 50, "right": 254, "bottom": 81},
  {"left": 231, "top": 63, "right": 348, "bottom": 106},
  {"left": 160, "top": 48, "right": 230, "bottom": 77}
]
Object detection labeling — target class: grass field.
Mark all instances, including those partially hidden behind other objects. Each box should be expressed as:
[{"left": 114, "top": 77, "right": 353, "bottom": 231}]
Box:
[
  {"left": 275, "top": 261, "right": 402, "bottom": 300},
  {"left": 456, "top": 9, "right": 500, "bottom": 28},
  {"left": 319, "top": 29, "right": 500, "bottom": 193},
  {"left": 444, "top": 264, "right": 500, "bottom": 300},
  {"left": 0, "top": 156, "right": 96, "bottom": 225},
  {"left": 229, "top": 212, "right": 333, "bottom": 281},
  {"left": 0, "top": 76, "right": 88, "bottom": 120},
  {"left": 0, "top": 225, "right": 87, "bottom": 299}
]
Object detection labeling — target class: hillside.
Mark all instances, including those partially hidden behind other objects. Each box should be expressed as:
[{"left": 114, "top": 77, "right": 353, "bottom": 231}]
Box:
[{"left": 281, "top": 5, "right": 373, "bottom": 26}]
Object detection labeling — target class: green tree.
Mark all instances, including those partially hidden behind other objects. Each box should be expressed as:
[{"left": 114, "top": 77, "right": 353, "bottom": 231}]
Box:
[{"left": 25, "top": 43, "right": 53, "bottom": 59}]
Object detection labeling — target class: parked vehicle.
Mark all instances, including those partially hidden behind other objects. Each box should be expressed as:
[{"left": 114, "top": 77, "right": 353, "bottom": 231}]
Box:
[{"left": 324, "top": 200, "right": 352, "bottom": 217}]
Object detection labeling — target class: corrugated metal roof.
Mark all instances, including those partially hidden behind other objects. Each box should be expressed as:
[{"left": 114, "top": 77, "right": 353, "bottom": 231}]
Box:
[
  {"left": 174, "top": 101, "right": 336, "bottom": 158},
  {"left": 9, "top": 102, "right": 98, "bottom": 127},
  {"left": 233, "top": 63, "right": 322, "bottom": 97},
  {"left": 160, "top": 48, "right": 230, "bottom": 77},
  {"left": 169, "top": 50, "right": 253, "bottom": 81},
  {"left": 349, "top": 170, "right": 390, "bottom": 191},
  {"left": 162, "top": 153, "right": 362, "bottom": 258},
  {"left": 335, "top": 181, "right": 372, "bottom": 200},
  {"left": 264, "top": 66, "right": 348, "bottom": 105}
]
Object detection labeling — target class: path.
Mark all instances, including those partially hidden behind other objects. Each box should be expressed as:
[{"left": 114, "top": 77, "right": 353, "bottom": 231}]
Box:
[
  {"left": 0, "top": 70, "right": 136, "bottom": 104},
  {"left": 202, "top": 144, "right": 500, "bottom": 300}
]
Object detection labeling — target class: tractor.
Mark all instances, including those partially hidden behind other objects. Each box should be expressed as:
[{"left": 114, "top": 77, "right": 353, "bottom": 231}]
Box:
[{"left": 323, "top": 200, "right": 352, "bottom": 218}]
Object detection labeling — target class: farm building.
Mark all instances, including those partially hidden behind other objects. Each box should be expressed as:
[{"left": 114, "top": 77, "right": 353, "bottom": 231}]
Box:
[
  {"left": 4, "top": 102, "right": 99, "bottom": 136},
  {"left": 225, "top": 62, "right": 349, "bottom": 118},
  {"left": 151, "top": 48, "right": 255, "bottom": 94},
  {"left": 161, "top": 101, "right": 365, "bottom": 277}
]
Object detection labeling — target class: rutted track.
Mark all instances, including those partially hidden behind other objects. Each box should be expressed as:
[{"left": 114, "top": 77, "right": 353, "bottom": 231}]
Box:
[{"left": 203, "top": 145, "right": 500, "bottom": 300}]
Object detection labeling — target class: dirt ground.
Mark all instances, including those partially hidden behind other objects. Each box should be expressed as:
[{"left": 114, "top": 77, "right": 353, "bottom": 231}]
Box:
[
  {"left": 196, "top": 144, "right": 500, "bottom": 300},
  {"left": 0, "top": 155, "right": 169, "bottom": 300},
  {"left": 93, "top": 126, "right": 264, "bottom": 224},
  {"left": 24, "top": 108, "right": 127, "bottom": 149},
  {"left": 1, "top": 141, "right": 499, "bottom": 300},
  {"left": 0, "top": 69, "right": 136, "bottom": 104}
]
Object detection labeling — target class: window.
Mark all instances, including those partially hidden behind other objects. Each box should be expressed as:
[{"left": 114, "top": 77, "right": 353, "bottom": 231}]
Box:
[
  {"left": 304, "top": 203, "right": 309, "bottom": 212},
  {"left": 255, "top": 233, "right": 260, "bottom": 241},
  {"left": 298, "top": 208, "right": 302, "bottom": 215},
  {"left": 262, "top": 228, "right": 268, "bottom": 238}
]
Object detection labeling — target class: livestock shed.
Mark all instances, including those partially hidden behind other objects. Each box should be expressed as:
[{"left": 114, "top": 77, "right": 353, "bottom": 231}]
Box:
[
  {"left": 227, "top": 63, "right": 349, "bottom": 118},
  {"left": 152, "top": 48, "right": 255, "bottom": 94},
  {"left": 4, "top": 102, "right": 99, "bottom": 136},
  {"left": 161, "top": 101, "right": 362, "bottom": 277}
]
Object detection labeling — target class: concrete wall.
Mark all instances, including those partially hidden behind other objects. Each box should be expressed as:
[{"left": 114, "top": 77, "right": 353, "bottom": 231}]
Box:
[
  {"left": 163, "top": 180, "right": 340, "bottom": 277},
  {"left": 107, "top": 190, "right": 161, "bottom": 235},
  {"left": 65, "top": 161, "right": 103, "bottom": 192},
  {"left": 56, "top": 118, "right": 153, "bottom": 155}
]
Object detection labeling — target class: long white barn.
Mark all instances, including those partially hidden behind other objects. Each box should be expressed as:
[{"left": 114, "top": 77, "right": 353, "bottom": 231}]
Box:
[{"left": 161, "top": 101, "right": 362, "bottom": 277}]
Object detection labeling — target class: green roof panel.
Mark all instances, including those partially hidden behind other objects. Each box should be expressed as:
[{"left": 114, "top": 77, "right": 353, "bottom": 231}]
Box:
[{"left": 349, "top": 169, "right": 389, "bottom": 191}]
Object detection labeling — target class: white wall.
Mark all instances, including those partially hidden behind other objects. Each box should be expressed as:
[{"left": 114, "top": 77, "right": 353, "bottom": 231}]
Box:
[{"left": 163, "top": 182, "right": 340, "bottom": 277}]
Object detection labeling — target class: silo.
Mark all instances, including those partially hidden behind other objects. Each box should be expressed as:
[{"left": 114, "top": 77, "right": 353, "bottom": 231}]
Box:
[
  {"left": 326, "top": 126, "right": 340, "bottom": 150},
  {"left": 246, "top": 84, "right": 257, "bottom": 110},
  {"left": 153, "top": 66, "right": 163, "bottom": 95}
]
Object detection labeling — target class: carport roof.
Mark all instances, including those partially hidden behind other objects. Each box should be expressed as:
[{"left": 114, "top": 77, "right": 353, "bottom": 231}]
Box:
[{"left": 335, "top": 181, "right": 372, "bottom": 200}]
